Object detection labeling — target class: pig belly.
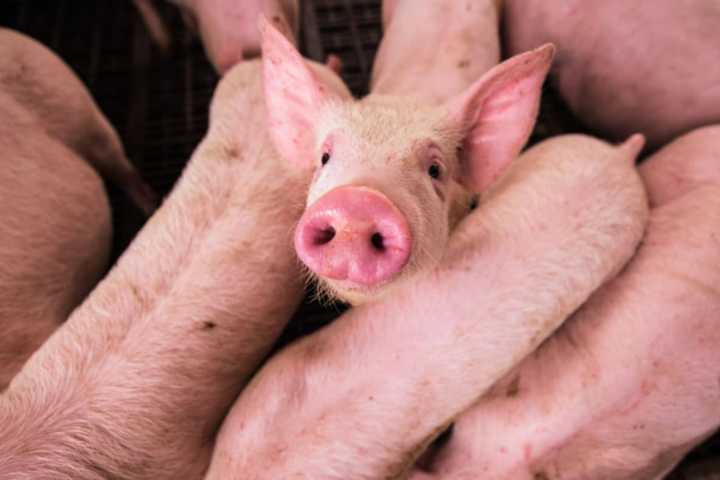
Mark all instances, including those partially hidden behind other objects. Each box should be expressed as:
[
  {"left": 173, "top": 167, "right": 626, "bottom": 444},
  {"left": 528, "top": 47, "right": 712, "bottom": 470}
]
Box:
[
  {"left": 503, "top": 0, "right": 720, "bottom": 148},
  {"left": 0, "top": 98, "right": 111, "bottom": 390}
]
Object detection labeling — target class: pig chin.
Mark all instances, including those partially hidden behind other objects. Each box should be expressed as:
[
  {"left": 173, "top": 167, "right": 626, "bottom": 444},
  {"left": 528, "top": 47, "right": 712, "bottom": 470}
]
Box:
[{"left": 316, "top": 264, "right": 418, "bottom": 305}]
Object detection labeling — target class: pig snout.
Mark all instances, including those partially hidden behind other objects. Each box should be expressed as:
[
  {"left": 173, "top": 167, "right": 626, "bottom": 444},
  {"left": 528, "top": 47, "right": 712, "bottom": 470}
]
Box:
[{"left": 294, "top": 186, "right": 412, "bottom": 287}]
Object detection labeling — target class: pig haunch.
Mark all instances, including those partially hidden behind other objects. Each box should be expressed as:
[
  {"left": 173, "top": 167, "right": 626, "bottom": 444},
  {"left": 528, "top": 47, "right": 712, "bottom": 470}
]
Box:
[{"left": 0, "top": 28, "right": 156, "bottom": 215}]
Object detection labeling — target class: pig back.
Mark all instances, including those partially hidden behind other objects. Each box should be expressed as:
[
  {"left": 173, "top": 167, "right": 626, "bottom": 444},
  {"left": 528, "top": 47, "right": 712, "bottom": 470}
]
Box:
[{"left": 503, "top": 0, "right": 720, "bottom": 148}]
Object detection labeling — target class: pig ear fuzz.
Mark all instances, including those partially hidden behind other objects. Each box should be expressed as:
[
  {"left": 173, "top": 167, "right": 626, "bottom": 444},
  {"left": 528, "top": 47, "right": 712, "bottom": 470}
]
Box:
[
  {"left": 449, "top": 44, "right": 555, "bottom": 193},
  {"left": 260, "top": 17, "right": 334, "bottom": 168}
]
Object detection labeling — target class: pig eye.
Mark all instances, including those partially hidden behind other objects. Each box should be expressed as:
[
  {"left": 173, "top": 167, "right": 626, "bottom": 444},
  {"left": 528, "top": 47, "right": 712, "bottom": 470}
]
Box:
[
  {"left": 428, "top": 163, "right": 441, "bottom": 179},
  {"left": 321, "top": 152, "right": 330, "bottom": 166}
]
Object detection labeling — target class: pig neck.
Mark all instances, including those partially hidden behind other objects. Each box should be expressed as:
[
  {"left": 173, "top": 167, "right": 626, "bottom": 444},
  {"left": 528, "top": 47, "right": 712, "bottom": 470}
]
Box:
[
  {"left": 370, "top": 0, "right": 501, "bottom": 106},
  {"left": 0, "top": 70, "right": 310, "bottom": 479}
]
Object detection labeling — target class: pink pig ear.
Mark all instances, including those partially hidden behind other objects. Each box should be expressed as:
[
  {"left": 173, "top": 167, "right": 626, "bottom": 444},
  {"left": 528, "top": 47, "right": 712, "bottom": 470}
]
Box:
[
  {"left": 448, "top": 44, "right": 555, "bottom": 193},
  {"left": 260, "top": 17, "right": 332, "bottom": 168}
]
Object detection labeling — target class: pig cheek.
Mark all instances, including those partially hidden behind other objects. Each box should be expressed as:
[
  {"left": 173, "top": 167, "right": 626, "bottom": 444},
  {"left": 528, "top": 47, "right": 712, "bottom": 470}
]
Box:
[{"left": 402, "top": 186, "right": 448, "bottom": 272}]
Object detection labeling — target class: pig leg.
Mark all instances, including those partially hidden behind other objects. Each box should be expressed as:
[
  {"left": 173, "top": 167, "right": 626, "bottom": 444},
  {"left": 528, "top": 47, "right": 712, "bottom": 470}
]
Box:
[
  {"left": 205, "top": 135, "right": 648, "bottom": 479},
  {"left": 409, "top": 127, "right": 720, "bottom": 480}
]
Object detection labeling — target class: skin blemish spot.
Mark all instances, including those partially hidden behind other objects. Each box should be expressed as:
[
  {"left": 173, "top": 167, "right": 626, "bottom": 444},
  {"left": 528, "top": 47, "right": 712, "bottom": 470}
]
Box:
[
  {"left": 202, "top": 321, "right": 216, "bottom": 330},
  {"left": 458, "top": 59, "right": 470, "bottom": 69},
  {"left": 506, "top": 375, "right": 521, "bottom": 397}
]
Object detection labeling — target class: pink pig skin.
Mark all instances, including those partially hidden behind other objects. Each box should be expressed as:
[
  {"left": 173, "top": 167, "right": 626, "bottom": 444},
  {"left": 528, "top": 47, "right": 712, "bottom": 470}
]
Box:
[
  {"left": 0, "top": 94, "right": 111, "bottom": 392},
  {"left": 503, "top": 0, "right": 720, "bottom": 148},
  {"left": 165, "top": 0, "right": 299, "bottom": 74},
  {"left": 0, "top": 58, "right": 350, "bottom": 479},
  {"left": 408, "top": 126, "right": 720, "bottom": 480},
  {"left": 0, "top": 28, "right": 156, "bottom": 215},
  {"left": 0, "top": 28, "right": 157, "bottom": 389},
  {"left": 205, "top": 134, "right": 648, "bottom": 480},
  {"left": 372, "top": 0, "right": 502, "bottom": 105}
]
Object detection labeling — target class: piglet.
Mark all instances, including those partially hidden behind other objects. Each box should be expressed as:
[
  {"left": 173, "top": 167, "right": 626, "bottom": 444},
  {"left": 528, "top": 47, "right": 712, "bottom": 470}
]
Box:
[
  {"left": 503, "top": 0, "right": 720, "bottom": 148},
  {"left": 0, "top": 28, "right": 156, "bottom": 214},
  {"left": 135, "top": 0, "right": 299, "bottom": 74},
  {"left": 261, "top": 20, "right": 554, "bottom": 304},
  {"left": 207, "top": 133, "right": 649, "bottom": 479},
  {"left": 409, "top": 127, "right": 720, "bottom": 480},
  {"left": 0, "top": 49, "right": 351, "bottom": 479}
]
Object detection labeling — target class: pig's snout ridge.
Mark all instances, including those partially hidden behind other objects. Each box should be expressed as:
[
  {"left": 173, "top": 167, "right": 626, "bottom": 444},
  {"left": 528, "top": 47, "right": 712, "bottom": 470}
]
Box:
[{"left": 294, "top": 186, "right": 412, "bottom": 287}]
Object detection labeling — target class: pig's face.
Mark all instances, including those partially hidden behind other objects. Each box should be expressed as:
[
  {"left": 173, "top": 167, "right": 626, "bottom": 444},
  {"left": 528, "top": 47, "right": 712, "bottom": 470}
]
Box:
[
  {"left": 296, "top": 99, "right": 474, "bottom": 303},
  {"left": 261, "top": 19, "right": 554, "bottom": 304}
]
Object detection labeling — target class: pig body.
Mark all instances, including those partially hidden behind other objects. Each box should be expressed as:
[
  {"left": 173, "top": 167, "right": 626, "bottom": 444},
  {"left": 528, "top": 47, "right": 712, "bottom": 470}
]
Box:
[
  {"left": 411, "top": 127, "right": 720, "bottom": 480},
  {"left": 372, "top": 0, "right": 502, "bottom": 106},
  {"left": 0, "top": 57, "right": 350, "bottom": 479},
  {"left": 0, "top": 94, "right": 111, "bottom": 391},
  {"left": 207, "top": 133, "right": 649, "bottom": 479},
  {"left": 0, "top": 28, "right": 155, "bottom": 214},
  {"left": 503, "top": 0, "right": 720, "bottom": 148}
]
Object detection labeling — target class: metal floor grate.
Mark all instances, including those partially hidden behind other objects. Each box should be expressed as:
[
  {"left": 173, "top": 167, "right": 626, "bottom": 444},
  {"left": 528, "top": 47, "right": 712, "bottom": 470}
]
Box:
[{"left": 0, "top": 1, "right": 716, "bottom": 476}]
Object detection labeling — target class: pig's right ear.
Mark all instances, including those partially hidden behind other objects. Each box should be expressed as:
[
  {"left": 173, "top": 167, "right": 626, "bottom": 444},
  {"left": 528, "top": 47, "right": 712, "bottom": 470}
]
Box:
[
  {"left": 447, "top": 44, "right": 555, "bottom": 193},
  {"left": 261, "top": 17, "right": 332, "bottom": 168}
]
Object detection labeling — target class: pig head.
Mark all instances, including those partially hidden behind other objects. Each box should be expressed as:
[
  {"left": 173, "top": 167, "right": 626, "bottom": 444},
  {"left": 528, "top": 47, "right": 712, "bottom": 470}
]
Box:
[{"left": 261, "top": 20, "right": 555, "bottom": 304}]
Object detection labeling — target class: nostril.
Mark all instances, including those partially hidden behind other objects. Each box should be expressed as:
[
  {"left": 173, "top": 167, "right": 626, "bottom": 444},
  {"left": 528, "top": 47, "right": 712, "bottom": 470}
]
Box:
[
  {"left": 370, "top": 232, "right": 385, "bottom": 252},
  {"left": 312, "top": 226, "right": 336, "bottom": 246}
]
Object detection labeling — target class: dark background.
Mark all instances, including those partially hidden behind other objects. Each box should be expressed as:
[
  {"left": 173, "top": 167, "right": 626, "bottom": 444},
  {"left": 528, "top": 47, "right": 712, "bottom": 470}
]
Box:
[{"left": 0, "top": 1, "right": 716, "bottom": 477}]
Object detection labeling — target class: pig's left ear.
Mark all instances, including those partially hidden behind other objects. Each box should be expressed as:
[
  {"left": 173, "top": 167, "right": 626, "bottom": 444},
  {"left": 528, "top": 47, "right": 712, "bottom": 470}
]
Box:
[
  {"left": 260, "top": 17, "right": 335, "bottom": 168},
  {"left": 447, "top": 44, "right": 555, "bottom": 193}
]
